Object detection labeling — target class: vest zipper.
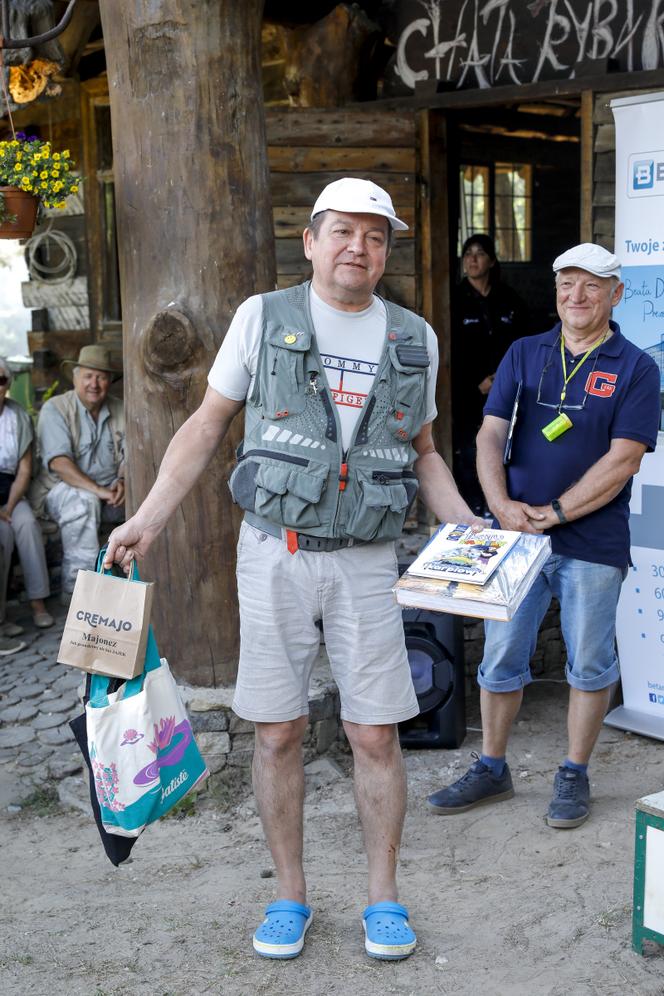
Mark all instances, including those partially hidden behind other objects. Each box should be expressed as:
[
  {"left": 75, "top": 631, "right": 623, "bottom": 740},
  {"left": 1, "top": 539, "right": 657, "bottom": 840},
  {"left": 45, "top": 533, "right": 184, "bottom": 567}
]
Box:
[{"left": 238, "top": 448, "right": 309, "bottom": 467}]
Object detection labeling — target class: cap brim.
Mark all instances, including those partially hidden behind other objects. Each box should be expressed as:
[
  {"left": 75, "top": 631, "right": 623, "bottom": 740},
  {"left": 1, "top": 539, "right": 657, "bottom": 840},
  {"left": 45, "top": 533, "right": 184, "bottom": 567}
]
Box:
[
  {"left": 554, "top": 264, "right": 621, "bottom": 279},
  {"left": 60, "top": 359, "right": 123, "bottom": 383}
]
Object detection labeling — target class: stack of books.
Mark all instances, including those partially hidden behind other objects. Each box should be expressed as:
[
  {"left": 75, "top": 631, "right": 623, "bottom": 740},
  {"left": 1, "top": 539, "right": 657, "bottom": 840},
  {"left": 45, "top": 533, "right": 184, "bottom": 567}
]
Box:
[{"left": 394, "top": 523, "right": 551, "bottom": 621}]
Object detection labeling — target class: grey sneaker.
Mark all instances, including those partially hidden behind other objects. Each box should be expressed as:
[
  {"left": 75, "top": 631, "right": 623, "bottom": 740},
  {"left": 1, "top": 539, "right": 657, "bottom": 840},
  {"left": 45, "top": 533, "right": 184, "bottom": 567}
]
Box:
[
  {"left": 0, "top": 635, "right": 26, "bottom": 656},
  {"left": 427, "top": 754, "right": 514, "bottom": 814},
  {"left": 546, "top": 766, "right": 590, "bottom": 828}
]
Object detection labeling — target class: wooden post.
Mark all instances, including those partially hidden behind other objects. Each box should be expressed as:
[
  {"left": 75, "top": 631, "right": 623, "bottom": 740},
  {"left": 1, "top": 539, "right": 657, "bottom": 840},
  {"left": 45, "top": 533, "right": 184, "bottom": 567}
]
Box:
[
  {"left": 580, "top": 90, "right": 594, "bottom": 243},
  {"left": 418, "top": 109, "right": 453, "bottom": 467},
  {"left": 98, "top": 0, "right": 276, "bottom": 686}
]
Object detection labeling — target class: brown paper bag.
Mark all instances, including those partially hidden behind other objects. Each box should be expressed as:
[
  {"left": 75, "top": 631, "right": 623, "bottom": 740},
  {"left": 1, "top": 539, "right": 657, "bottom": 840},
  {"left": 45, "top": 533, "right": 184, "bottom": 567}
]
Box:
[{"left": 57, "top": 570, "right": 154, "bottom": 679}]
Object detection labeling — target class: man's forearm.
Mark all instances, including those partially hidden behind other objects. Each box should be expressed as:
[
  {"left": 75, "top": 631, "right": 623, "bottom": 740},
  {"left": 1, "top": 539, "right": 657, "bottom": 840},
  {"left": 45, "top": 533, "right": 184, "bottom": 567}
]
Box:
[
  {"left": 476, "top": 429, "right": 509, "bottom": 515},
  {"left": 49, "top": 456, "right": 107, "bottom": 497},
  {"left": 415, "top": 450, "right": 478, "bottom": 524},
  {"left": 131, "top": 405, "right": 235, "bottom": 537},
  {"left": 550, "top": 445, "right": 645, "bottom": 523}
]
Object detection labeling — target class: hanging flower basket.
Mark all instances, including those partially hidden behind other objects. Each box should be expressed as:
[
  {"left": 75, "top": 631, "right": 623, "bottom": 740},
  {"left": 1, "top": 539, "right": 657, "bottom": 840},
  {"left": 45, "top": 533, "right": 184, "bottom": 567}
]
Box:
[
  {"left": 0, "top": 133, "right": 80, "bottom": 241},
  {"left": 0, "top": 186, "right": 39, "bottom": 239}
]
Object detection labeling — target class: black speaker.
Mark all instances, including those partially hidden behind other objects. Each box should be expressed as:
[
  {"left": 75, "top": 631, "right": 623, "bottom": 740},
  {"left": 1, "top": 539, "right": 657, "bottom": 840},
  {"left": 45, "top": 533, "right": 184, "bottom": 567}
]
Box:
[{"left": 398, "top": 607, "right": 466, "bottom": 750}]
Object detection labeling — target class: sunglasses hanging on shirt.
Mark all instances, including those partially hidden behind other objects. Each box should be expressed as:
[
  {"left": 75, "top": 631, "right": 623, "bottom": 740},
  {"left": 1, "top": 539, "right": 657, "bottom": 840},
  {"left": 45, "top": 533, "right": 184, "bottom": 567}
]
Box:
[{"left": 537, "top": 332, "right": 608, "bottom": 441}]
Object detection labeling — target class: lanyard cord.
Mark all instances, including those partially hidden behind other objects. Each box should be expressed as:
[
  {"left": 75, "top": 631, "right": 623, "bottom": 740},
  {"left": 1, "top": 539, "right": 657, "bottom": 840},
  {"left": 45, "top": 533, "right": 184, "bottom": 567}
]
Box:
[{"left": 558, "top": 330, "right": 609, "bottom": 406}]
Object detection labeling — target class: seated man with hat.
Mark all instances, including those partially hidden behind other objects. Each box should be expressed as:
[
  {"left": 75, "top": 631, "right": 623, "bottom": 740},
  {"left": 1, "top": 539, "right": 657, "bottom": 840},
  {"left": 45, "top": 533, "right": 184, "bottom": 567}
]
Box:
[{"left": 32, "top": 345, "right": 125, "bottom": 600}]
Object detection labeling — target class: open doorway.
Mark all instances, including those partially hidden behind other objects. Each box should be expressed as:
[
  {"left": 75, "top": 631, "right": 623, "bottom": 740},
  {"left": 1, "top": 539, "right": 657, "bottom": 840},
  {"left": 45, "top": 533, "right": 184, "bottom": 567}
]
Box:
[
  {"left": 443, "top": 97, "right": 581, "bottom": 512},
  {"left": 449, "top": 97, "right": 581, "bottom": 332}
]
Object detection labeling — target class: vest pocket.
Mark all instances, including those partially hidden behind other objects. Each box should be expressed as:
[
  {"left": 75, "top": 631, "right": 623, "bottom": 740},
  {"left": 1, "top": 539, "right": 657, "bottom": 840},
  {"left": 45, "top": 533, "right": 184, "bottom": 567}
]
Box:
[
  {"left": 258, "top": 329, "right": 311, "bottom": 419},
  {"left": 385, "top": 344, "right": 428, "bottom": 442},
  {"left": 344, "top": 468, "right": 417, "bottom": 541},
  {"left": 229, "top": 452, "right": 327, "bottom": 530}
]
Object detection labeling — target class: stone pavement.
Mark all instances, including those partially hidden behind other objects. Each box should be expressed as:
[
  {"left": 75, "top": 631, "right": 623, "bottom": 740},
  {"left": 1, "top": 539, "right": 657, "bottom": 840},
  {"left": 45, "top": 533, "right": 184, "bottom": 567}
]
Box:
[{"left": 0, "top": 599, "right": 85, "bottom": 812}]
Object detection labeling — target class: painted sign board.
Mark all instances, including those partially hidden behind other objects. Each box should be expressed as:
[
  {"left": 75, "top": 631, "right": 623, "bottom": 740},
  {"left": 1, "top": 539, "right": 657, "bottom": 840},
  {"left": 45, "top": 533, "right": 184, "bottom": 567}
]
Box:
[
  {"left": 605, "top": 92, "right": 664, "bottom": 742},
  {"left": 389, "top": 1, "right": 664, "bottom": 94}
]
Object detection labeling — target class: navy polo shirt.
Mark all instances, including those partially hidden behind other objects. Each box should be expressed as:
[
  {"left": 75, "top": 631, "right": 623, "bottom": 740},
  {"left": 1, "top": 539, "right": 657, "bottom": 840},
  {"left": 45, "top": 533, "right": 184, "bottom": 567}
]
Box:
[{"left": 484, "top": 321, "right": 661, "bottom": 568}]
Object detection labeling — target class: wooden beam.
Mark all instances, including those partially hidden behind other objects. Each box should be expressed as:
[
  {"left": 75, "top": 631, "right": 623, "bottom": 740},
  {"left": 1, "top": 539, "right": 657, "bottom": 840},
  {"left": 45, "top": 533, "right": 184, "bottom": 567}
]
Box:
[
  {"left": 372, "top": 69, "right": 664, "bottom": 113},
  {"left": 268, "top": 146, "right": 416, "bottom": 173},
  {"left": 57, "top": 0, "right": 100, "bottom": 75},
  {"left": 580, "top": 91, "right": 593, "bottom": 244},
  {"left": 265, "top": 109, "right": 416, "bottom": 148},
  {"left": 270, "top": 169, "right": 416, "bottom": 205}
]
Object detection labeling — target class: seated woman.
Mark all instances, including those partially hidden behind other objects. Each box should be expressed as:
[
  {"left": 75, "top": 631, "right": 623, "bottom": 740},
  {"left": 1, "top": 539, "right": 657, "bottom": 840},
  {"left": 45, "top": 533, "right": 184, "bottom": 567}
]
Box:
[{"left": 0, "top": 358, "right": 53, "bottom": 631}]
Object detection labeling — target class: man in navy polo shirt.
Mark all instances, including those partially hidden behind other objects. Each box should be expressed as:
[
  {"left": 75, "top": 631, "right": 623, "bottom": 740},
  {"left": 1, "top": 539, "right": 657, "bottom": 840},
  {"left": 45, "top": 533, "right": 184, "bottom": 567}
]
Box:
[{"left": 428, "top": 243, "right": 661, "bottom": 828}]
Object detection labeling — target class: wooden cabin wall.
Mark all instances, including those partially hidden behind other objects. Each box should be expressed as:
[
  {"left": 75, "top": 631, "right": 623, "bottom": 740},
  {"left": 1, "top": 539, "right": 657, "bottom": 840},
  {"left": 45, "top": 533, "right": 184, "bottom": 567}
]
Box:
[{"left": 265, "top": 108, "right": 419, "bottom": 311}]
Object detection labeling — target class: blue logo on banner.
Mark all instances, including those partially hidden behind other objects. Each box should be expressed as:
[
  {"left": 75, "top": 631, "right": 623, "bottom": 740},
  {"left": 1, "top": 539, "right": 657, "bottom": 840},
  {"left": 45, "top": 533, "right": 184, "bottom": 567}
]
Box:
[
  {"left": 650, "top": 693, "right": 658, "bottom": 702},
  {"left": 659, "top": 695, "right": 664, "bottom": 705},
  {"left": 633, "top": 160, "right": 654, "bottom": 189}
]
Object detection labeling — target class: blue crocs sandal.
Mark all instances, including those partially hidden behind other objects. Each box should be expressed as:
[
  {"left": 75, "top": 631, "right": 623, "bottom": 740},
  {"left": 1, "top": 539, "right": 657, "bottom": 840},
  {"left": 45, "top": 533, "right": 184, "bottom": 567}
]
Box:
[
  {"left": 253, "top": 900, "right": 313, "bottom": 959},
  {"left": 362, "top": 901, "right": 416, "bottom": 960}
]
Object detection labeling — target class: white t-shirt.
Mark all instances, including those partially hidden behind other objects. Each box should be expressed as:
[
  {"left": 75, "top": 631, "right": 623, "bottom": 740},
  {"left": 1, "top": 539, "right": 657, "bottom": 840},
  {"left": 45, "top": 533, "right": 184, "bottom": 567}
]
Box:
[
  {"left": 0, "top": 405, "right": 19, "bottom": 475},
  {"left": 208, "top": 286, "right": 439, "bottom": 450}
]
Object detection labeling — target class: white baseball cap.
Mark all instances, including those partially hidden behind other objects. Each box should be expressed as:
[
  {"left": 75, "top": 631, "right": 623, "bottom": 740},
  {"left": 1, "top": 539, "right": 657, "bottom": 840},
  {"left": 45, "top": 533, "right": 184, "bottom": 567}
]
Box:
[
  {"left": 552, "top": 243, "right": 621, "bottom": 280},
  {"left": 310, "top": 177, "right": 409, "bottom": 231}
]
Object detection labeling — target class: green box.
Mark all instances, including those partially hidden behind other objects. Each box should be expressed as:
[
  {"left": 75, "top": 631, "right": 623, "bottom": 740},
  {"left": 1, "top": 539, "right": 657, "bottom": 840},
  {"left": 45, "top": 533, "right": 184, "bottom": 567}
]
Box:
[{"left": 633, "top": 790, "right": 664, "bottom": 954}]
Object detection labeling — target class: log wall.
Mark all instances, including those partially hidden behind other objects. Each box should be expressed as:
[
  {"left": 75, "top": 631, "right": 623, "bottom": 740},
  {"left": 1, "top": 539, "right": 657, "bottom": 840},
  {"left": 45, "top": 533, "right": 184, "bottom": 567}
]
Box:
[{"left": 266, "top": 108, "right": 420, "bottom": 312}]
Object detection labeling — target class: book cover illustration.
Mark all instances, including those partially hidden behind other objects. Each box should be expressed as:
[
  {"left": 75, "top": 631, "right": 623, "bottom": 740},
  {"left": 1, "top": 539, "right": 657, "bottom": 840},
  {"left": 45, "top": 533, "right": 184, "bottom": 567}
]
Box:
[
  {"left": 395, "top": 532, "right": 551, "bottom": 621},
  {"left": 407, "top": 523, "right": 521, "bottom": 586}
]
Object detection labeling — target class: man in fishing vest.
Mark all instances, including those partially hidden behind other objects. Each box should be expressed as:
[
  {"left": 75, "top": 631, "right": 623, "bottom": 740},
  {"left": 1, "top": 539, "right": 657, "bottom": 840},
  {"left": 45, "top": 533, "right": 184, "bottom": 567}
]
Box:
[
  {"left": 427, "top": 243, "right": 661, "bottom": 829},
  {"left": 104, "top": 178, "right": 480, "bottom": 961},
  {"left": 33, "top": 345, "right": 125, "bottom": 599}
]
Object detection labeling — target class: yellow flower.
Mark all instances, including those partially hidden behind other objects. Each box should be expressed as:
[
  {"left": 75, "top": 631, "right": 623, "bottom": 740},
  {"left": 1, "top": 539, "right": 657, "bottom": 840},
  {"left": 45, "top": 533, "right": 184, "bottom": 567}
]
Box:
[
  {"left": 56, "top": 201, "right": 65, "bottom": 209},
  {"left": 40, "top": 171, "right": 48, "bottom": 179},
  {"left": 51, "top": 170, "right": 59, "bottom": 178},
  {"left": 71, "top": 185, "right": 79, "bottom": 194},
  {"left": 14, "top": 163, "right": 22, "bottom": 171},
  {"left": 62, "top": 150, "right": 70, "bottom": 158},
  {"left": 53, "top": 153, "right": 61, "bottom": 161},
  {"left": 40, "top": 182, "right": 48, "bottom": 190}
]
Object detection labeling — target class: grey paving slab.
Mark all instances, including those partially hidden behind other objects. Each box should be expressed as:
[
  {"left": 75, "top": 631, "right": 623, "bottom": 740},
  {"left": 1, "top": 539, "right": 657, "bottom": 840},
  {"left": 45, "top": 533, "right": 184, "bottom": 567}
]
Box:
[
  {"left": 0, "top": 702, "right": 39, "bottom": 722},
  {"left": 16, "top": 752, "right": 49, "bottom": 769},
  {"left": 51, "top": 672, "right": 84, "bottom": 693},
  {"left": 31, "top": 712, "right": 68, "bottom": 731},
  {"left": 37, "top": 694, "right": 77, "bottom": 714},
  {"left": 0, "top": 691, "right": 20, "bottom": 706},
  {"left": 11, "top": 684, "right": 44, "bottom": 699},
  {"left": 48, "top": 752, "right": 83, "bottom": 780},
  {"left": 37, "top": 725, "right": 75, "bottom": 746},
  {"left": 0, "top": 727, "right": 33, "bottom": 748},
  {"left": 19, "top": 740, "right": 53, "bottom": 759}
]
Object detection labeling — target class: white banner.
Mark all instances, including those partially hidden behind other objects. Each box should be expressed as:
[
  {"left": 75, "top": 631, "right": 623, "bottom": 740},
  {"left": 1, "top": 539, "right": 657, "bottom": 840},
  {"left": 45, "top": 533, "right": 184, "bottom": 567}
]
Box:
[{"left": 606, "top": 93, "right": 664, "bottom": 741}]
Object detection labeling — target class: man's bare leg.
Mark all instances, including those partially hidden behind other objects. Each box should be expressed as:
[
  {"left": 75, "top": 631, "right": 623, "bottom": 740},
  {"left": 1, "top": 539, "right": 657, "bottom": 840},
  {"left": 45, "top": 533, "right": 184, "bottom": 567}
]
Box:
[
  {"left": 252, "top": 716, "right": 309, "bottom": 904},
  {"left": 343, "top": 721, "right": 405, "bottom": 904},
  {"left": 481, "top": 687, "right": 523, "bottom": 757},
  {"left": 566, "top": 685, "right": 614, "bottom": 765}
]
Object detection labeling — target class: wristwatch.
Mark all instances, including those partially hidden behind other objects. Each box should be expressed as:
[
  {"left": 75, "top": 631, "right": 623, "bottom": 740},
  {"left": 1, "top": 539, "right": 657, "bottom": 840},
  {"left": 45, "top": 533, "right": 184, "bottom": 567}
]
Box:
[{"left": 551, "top": 498, "right": 567, "bottom": 524}]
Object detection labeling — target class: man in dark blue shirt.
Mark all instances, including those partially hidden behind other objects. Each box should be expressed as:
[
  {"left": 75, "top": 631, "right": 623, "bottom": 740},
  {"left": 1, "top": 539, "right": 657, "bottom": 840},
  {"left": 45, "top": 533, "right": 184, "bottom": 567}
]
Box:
[{"left": 428, "top": 243, "right": 661, "bottom": 828}]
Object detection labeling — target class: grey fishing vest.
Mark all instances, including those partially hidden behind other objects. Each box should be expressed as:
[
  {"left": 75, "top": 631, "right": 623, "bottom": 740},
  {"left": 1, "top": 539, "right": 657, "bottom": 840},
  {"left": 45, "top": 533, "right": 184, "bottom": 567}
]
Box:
[{"left": 228, "top": 281, "right": 430, "bottom": 542}]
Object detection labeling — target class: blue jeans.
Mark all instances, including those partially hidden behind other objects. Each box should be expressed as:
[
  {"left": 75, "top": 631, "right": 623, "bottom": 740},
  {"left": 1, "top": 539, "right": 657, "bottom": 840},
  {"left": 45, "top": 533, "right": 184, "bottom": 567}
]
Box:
[{"left": 478, "top": 555, "right": 624, "bottom": 693}]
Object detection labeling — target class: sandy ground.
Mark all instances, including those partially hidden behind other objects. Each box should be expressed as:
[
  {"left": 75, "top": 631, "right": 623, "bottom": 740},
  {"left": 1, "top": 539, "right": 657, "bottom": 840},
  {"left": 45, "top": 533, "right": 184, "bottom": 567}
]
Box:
[{"left": 1, "top": 679, "right": 663, "bottom": 996}]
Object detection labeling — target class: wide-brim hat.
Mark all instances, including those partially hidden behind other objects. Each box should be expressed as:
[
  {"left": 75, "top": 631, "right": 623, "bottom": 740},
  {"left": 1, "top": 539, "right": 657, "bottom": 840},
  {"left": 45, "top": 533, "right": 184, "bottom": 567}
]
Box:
[{"left": 61, "top": 345, "right": 123, "bottom": 383}]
